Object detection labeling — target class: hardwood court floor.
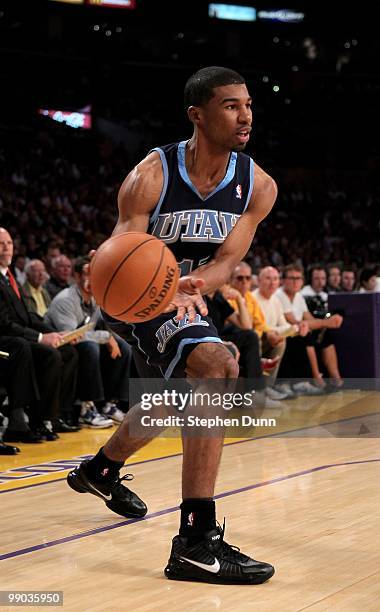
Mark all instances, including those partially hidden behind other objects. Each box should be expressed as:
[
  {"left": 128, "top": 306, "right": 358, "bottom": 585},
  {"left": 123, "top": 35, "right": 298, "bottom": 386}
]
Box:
[{"left": 1, "top": 390, "right": 380, "bottom": 611}]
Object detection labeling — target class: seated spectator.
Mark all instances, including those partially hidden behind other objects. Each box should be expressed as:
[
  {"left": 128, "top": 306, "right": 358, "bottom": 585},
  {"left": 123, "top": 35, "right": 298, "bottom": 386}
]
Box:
[
  {"left": 253, "top": 266, "right": 304, "bottom": 394},
  {"left": 359, "top": 267, "right": 378, "bottom": 292},
  {"left": 0, "top": 335, "right": 40, "bottom": 451},
  {"left": 43, "top": 242, "right": 62, "bottom": 275},
  {"left": 44, "top": 255, "right": 73, "bottom": 299},
  {"left": 341, "top": 267, "right": 357, "bottom": 292},
  {"left": 206, "top": 286, "right": 282, "bottom": 410},
  {"left": 0, "top": 227, "right": 79, "bottom": 440},
  {"left": 13, "top": 254, "right": 28, "bottom": 286},
  {"left": 277, "top": 264, "right": 344, "bottom": 390},
  {"left": 301, "top": 264, "right": 328, "bottom": 306},
  {"left": 229, "top": 262, "right": 289, "bottom": 401},
  {"left": 22, "top": 259, "right": 51, "bottom": 317},
  {"left": 326, "top": 263, "right": 342, "bottom": 293},
  {"left": 46, "top": 256, "right": 132, "bottom": 427}
]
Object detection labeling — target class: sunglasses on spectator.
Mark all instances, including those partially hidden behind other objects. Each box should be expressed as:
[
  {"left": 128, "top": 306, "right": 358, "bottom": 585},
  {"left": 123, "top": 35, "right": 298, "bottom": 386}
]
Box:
[
  {"left": 235, "top": 275, "right": 251, "bottom": 281},
  {"left": 286, "top": 275, "right": 303, "bottom": 280}
]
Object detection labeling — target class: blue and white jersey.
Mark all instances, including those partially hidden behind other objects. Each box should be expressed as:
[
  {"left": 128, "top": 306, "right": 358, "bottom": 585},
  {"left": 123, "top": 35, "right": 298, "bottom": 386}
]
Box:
[{"left": 148, "top": 140, "right": 254, "bottom": 277}]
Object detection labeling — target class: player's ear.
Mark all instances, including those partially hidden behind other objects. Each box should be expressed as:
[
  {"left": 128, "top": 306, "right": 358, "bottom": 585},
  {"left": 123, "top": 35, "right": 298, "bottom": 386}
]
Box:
[{"left": 187, "top": 106, "right": 202, "bottom": 125}]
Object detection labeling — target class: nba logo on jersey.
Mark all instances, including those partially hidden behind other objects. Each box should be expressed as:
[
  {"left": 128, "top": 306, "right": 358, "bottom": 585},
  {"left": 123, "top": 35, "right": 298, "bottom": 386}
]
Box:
[
  {"left": 187, "top": 512, "right": 195, "bottom": 527},
  {"left": 235, "top": 184, "right": 242, "bottom": 199}
]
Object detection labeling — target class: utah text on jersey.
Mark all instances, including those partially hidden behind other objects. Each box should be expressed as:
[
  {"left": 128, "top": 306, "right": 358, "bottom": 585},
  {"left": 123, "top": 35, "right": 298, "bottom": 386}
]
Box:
[{"left": 151, "top": 209, "right": 241, "bottom": 245}]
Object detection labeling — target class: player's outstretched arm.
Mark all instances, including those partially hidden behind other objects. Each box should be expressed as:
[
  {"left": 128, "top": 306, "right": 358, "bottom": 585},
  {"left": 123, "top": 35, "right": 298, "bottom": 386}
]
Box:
[{"left": 190, "top": 164, "right": 278, "bottom": 294}]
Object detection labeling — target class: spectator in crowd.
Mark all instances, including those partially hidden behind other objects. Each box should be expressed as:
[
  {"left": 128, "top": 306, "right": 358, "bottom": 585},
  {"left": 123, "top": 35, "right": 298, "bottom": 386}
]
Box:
[
  {"left": 301, "top": 264, "right": 329, "bottom": 325},
  {"left": 230, "top": 262, "right": 289, "bottom": 401},
  {"left": 22, "top": 259, "right": 51, "bottom": 317},
  {"left": 359, "top": 267, "right": 378, "bottom": 292},
  {"left": 253, "top": 266, "right": 307, "bottom": 396},
  {"left": 326, "top": 263, "right": 342, "bottom": 293},
  {"left": 341, "top": 267, "right": 357, "bottom": 292},
  {"left": 13, "top": 254, "right": 28, "bottom": 286},
  {"left": 0, "top": 335, "right": 40, "bottom": 451},
  {"left": 44, "top": 255, "right": 72, "bottom": 299},
  {"left": 251, "top": 274, "right": 259, "bottom": 291},
  {"left": 46, "top": 256, "right": 132, "bottom": 427},
  {"left": 206, "top": 286, "right": 282, "bottom": 411},
  {"left": 301, "top": 264, "right": 328, "bottom": 305},
  {"left": 0, "top": 227, "right": 80, "bottom": 440},
  {"left": 43, "top": 242, "right": 62, "bottom": 275},
  {"left": 277, "top": 264, "right": 344, "bottom": 390}
]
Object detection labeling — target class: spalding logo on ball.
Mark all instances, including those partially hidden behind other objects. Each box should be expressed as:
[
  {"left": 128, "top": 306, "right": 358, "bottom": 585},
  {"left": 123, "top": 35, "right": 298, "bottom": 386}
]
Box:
[{"left": 90, "top": 232, "right": 179, "bottom": 323}]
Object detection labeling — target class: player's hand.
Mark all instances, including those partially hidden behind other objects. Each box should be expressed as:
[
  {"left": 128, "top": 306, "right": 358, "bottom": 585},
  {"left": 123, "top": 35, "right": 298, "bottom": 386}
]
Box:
[
  {"left": 165, "top": 276, "right": 208, "bottom": 322},
  {"left": 41, "top": 332, "right": 66, "bottom": 348},
  {"left": 107, "top": 335, "right": 122, "bottom": 359}
]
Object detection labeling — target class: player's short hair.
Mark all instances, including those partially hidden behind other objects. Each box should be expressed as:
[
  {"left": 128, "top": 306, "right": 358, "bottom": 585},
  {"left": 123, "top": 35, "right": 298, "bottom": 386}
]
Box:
[
  {"left": 184, "top": 66, "right": 245, "bottom": 110},
  {"left": 74, "top": 256, "right": 90, "bottom": 275}
]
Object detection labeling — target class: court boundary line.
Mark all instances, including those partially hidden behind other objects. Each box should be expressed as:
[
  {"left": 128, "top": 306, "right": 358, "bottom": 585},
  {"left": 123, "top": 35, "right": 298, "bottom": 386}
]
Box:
[
  {"left": 1, "top": 458, "right": 379, "bottom": 561},
  {"left": 0, "top": 408, "right": 378, "bottom": 495}
]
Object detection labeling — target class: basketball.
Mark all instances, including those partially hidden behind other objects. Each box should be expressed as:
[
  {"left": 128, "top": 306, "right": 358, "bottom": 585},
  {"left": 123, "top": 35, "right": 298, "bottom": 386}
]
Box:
[{"left": 90, "top": 232, "right": 179, "bottom": 323}]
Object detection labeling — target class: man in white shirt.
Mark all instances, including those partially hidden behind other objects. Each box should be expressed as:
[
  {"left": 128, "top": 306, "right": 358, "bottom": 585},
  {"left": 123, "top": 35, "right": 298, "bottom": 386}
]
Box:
[
  {"left": 277, "top": 264, "right": 344, "bottom": 390},
  {"left": 253, "top": 266, "right": 307, "bottom": 396}
]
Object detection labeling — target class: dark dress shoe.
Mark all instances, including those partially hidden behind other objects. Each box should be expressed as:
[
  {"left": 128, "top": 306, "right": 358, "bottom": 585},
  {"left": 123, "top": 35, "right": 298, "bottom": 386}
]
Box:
[
  {"left": 53, "top": 418, "right": 81, "bottom": 433},
  {"left": 3, "top": 429, "right": 43, "bottom": 443},
  {"left": 35, "top": 426, "right": 59, "bottom": 441},
  {"left": 0, "top": 441, "right": 20, "bottom": 455}
]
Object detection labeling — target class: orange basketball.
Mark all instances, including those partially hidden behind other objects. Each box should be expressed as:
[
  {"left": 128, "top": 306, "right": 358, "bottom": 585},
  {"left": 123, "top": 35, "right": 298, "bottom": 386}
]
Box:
[{"left": 90, "top": 232, "right": 179, "bottom": 323}]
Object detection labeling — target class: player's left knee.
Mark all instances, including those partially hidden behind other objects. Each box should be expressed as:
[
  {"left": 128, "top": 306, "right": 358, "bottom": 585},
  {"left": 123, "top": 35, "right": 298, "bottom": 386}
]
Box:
[{"left": 186, "top": 343, "right": 239, "bottom": 379}]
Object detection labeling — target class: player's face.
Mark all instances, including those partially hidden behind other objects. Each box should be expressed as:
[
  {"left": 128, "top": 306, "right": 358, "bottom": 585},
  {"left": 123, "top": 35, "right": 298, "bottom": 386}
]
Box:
[
  {"left": 0, "top": 229, "right": 13, "bottom": 268},
  {"left": 199, "top": 84, "right": 252, "bottom": 152}
]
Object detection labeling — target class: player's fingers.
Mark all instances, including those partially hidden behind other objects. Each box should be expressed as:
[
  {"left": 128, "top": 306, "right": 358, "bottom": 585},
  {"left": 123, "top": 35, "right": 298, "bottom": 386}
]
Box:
[
  {"left": 175, "top": 305, "right": 186, "bottom": 321},
  {"left": 186, "top": 304, "right": 197, "bottom": 323},
  {"left": 194, "top": 296, "right": 208, "bottom": 316}
]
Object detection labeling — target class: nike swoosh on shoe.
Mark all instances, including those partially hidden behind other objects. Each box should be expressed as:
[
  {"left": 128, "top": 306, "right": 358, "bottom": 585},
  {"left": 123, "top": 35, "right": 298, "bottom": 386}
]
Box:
[
  {"left": 179, "top": 557, "right": 220, "bottom": 574},
  {"left": 87, "top": 480, "right": 113, "bottom": 501}
]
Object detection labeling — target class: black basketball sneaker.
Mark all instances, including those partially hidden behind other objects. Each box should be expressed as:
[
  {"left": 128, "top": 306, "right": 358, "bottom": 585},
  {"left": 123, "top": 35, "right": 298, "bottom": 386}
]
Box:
[
  {"left": 67, "top": 460, "right": 147, "bottom": 518},
  {"left": 165, "top": 522, "right": 274, "bottom": 585}
]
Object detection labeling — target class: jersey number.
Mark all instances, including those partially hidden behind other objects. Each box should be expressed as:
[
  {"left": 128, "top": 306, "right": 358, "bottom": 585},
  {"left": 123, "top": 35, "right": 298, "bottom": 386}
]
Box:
[{"left": 178, "top": 257, "right": 210, "bottom": 277}]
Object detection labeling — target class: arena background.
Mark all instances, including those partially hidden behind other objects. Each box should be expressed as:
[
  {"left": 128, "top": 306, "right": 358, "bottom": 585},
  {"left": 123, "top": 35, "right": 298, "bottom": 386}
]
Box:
[{"left": 1, "top": 0, "right": 379, "bottom": 270}]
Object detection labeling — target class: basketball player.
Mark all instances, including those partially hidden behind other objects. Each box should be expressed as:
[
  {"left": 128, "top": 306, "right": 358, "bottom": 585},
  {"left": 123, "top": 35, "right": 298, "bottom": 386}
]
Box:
[{"left": 68, "top": 67, "right": 277, "bottom": 584}]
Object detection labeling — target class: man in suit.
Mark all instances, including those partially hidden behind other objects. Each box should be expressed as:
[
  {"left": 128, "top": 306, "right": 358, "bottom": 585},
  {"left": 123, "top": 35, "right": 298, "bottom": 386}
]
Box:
[
  {"left": 0, "top": 227, "right": 79, "bottom": 441},
  {"left": 0, "top": 336, "right": 40, "bottom": 452}
]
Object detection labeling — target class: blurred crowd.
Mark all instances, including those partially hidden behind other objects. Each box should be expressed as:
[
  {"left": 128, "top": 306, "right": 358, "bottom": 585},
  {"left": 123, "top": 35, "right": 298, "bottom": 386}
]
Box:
[{"left": 1, "top": 121, "right": 380, "bottom": 271}]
